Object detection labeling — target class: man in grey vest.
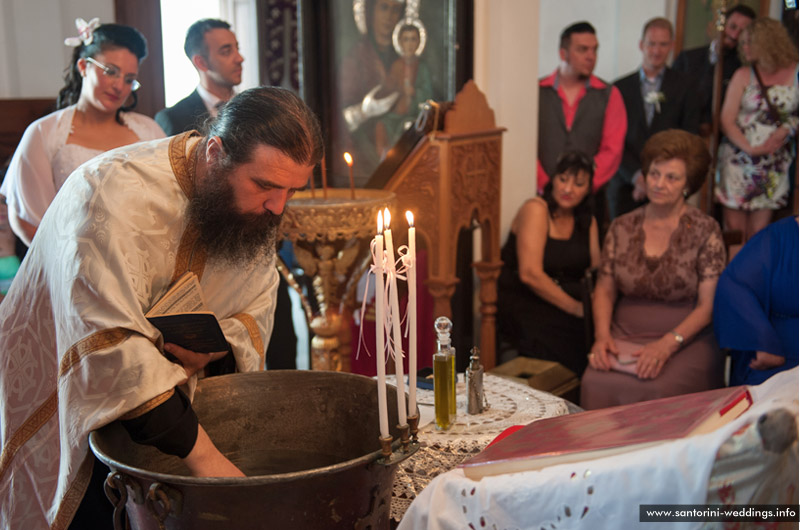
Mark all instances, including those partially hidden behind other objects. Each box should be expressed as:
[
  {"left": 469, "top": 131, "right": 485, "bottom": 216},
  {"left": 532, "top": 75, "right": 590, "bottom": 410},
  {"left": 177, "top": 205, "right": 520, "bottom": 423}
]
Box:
[{"left": 537, "top": 21, "right": 626, "bottom": 229}]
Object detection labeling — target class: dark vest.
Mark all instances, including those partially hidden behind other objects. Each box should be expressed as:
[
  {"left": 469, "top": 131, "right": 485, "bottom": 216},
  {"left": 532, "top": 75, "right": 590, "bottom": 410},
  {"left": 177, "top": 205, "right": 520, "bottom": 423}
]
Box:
[{"left": 538, "top": 82, "right": 612, "bottom": 177}]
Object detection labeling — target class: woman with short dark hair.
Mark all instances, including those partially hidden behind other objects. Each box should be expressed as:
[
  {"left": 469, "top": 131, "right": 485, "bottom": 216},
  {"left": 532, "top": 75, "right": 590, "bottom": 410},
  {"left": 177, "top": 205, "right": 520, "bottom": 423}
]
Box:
[
  {"left": 582, "top": 129, "right": 727, "bottom": 409},
  {"left": 497, "top": 150, "right": 601, "bottom": 375}
]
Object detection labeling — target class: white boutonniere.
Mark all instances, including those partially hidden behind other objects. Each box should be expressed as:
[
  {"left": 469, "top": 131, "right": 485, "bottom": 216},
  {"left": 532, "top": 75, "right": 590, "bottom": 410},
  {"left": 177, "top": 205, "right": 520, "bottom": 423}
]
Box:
[{"left": 644, "top": 91, "right": 666, "bottom": 113}]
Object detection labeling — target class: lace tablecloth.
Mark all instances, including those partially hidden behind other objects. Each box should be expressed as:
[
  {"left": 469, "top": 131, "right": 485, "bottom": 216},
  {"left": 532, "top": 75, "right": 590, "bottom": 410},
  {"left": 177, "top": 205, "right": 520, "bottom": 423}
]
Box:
[{"left": 386, "top": 374, "right": 570, "bottom": 521}]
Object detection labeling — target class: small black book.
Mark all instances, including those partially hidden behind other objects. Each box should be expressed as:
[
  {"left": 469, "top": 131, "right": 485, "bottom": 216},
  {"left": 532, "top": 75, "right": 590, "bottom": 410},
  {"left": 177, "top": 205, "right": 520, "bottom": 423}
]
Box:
[
  {"left": 146, "top": 272, "right": 229, "bottom": 354},
  {"left": 146, "top": 312, "right": 229, "bottom": 354}
]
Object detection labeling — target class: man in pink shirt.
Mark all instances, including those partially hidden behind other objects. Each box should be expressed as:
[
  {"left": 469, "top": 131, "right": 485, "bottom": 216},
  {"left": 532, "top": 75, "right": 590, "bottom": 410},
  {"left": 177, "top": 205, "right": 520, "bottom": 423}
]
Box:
[{"left": 538, "top": 21, "right": 626, "bottom": 229}]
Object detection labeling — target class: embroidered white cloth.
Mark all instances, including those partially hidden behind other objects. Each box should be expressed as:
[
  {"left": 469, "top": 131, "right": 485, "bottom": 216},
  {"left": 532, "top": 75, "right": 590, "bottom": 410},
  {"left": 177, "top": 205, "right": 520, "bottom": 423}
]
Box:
[
  {"left": 387, "top": 374, "right": 570, "bottom": 521},
  {"left": 0, "top": 135, "right": 277, "bottom": 529},
  {"left": 0, "top": 105, "right": 165, "bottom": 230},
  {"left": 398, "top": 369, "right": 799, "bottom": 529}
]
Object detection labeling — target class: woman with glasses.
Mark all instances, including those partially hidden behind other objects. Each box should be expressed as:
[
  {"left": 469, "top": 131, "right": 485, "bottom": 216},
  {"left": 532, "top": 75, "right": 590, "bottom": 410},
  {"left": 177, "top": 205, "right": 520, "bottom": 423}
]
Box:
[
  {"left": 1, "top": 20, "right": 164, "bottom": 245},
  {"left": 497, "top": 150, "right": 601, "bottom": 376}
]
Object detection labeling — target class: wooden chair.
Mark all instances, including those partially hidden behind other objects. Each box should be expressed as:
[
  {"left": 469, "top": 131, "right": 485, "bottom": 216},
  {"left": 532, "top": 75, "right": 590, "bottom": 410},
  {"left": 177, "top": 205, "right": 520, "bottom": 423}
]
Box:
[{"left": 723, "top": 229, "right": 744, "bottom": 262}]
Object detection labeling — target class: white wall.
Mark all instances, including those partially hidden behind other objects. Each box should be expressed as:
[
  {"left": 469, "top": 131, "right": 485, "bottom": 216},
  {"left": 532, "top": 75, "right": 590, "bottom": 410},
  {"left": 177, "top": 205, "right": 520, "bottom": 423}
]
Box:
[
  {"left": 473, "top": 0, "right": 541, "bottom": 244},
  {"left": 0, "top": 0, "right": 114, "bottom": 98},
  {"left": 537, "top": 0, "right": 677, "bottom": 84}
]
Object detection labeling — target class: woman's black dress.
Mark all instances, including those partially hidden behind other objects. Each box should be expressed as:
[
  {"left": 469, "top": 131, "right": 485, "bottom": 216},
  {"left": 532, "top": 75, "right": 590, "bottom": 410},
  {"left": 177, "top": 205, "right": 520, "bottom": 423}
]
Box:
[{"left": 497, "top": 213, "right": 592, "bottom": 375}]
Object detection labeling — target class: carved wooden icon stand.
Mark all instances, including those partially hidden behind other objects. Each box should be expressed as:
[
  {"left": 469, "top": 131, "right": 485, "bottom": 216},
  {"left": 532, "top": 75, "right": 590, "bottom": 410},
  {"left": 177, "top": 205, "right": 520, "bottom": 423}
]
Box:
[{"left": 379, "top": 81, "right": 505, "bottom": 370}]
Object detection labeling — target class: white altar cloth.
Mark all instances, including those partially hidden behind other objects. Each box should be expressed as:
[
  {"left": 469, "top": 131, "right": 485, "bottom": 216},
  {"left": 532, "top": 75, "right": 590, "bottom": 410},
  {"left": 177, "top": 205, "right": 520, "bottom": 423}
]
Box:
[{"left": 398, "top": 369, "right": 799, "bottom": 530}]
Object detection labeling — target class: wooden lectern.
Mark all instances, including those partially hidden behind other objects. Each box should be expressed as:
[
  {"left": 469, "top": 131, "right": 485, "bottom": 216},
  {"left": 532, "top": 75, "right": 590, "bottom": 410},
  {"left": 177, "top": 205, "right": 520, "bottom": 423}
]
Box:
[{"left": 375, "top": 81, "right": 505, "bottom": 370}]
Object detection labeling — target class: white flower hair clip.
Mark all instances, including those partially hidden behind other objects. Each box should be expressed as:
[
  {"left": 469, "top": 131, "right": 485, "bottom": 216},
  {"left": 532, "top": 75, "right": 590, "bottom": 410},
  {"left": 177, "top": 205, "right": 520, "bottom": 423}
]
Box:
[{"left": 64, "top": 17, "right": 101, "bottom": 47}]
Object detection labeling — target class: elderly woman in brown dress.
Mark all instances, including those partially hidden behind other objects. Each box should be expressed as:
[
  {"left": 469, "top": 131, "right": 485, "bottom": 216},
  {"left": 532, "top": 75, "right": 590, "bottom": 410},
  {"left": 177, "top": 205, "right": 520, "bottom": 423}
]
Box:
[{"left": 581, "top": 129, "right": 727, "bottom": 409}]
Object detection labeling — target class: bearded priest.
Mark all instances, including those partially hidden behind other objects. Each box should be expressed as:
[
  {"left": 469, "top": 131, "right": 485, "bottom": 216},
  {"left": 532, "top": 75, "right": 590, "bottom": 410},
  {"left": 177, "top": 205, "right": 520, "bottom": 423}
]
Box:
[{"left": 0, "top": 86, "right": 322, "bottom": 530}]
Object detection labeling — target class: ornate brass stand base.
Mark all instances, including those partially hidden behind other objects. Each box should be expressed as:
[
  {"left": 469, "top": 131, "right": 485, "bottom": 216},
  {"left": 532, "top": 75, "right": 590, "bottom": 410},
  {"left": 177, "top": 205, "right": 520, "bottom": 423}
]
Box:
[{"left": 280, "top": 189, "right": 396, "bottom": 371}]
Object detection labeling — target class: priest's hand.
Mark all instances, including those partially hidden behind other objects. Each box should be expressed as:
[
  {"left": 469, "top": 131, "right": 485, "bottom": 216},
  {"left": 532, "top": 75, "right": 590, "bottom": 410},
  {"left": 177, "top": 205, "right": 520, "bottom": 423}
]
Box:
[
  {"left": 183, "top": 424, "right": 245, "bottom": 478},
  {"left": 164, "top": 343, "right": 229, "bottom": 379}
]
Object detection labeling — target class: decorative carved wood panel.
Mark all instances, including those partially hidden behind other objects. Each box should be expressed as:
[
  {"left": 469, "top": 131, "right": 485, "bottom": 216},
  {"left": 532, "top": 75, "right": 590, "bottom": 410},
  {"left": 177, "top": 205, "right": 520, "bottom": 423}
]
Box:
[{"left": 381, "top": 81, "right": 504, "bottom": 369}]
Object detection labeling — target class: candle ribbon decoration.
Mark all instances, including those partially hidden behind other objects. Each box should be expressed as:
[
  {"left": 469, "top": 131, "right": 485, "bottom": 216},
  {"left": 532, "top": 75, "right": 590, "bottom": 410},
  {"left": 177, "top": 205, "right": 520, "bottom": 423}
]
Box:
[
  {"left": 355, "top": 238, "right": 395, "bottom": 360},
  {"left": 356, "top": 209, "right": 417, "bottom": 437},
  {"left": 373, "top": 212, "right": 390, "bottom": 438},
  {"left": 382, "top": 208, "right": 408, "bottom": 427},
  {"left": 355, "top": 239, "right": 411, "bottom": 361},
  {"left": 378, "top": 228, "right": 416, "bottom": 417}
]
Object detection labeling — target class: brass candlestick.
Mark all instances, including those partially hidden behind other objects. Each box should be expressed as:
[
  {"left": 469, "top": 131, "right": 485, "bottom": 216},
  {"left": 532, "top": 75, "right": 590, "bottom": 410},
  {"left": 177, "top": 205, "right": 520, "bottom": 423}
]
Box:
[
  {"left": 407, "top": 413, "right": 420, "bottom": 444},
  {"left": 378, "top": 435, "right": 393, "bottom": 463},
  {"left": 376, "top": 434, "right": 419, "bottom": 467},
  {"left": 399, "top": 423, "right": 411, "bottom": 453}
]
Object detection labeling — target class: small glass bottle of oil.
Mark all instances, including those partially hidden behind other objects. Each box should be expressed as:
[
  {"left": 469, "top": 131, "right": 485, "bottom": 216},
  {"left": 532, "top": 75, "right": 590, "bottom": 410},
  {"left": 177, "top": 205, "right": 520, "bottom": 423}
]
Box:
[
  {"left": 434, "top": 317, "right": 455, "bottom": 429},
  {"left": 433, "top": 350, "right": 451, "bottom": 430}
]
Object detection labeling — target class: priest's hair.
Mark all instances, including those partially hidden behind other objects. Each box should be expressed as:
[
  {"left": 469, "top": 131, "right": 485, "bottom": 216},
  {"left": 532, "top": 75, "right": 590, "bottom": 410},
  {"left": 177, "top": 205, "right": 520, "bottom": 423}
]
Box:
[{"left": 206, "top": 86, "right": 324, "bottom": 169}]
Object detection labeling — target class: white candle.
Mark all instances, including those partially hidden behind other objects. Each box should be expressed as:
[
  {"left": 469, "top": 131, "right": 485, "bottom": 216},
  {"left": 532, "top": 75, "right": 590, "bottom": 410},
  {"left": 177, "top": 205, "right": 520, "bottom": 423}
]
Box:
[
  {"left": 383, "top": 208, "right": 407, "bottom": 427},
  {"left": 375, "top": 212, "right": 389, "bottom": 439},
  {"left": 405, "top": 211, "right": 417, "bottom": 418},
  {"left": 343, "top": 152, "right": 355, "bottom": 199}
]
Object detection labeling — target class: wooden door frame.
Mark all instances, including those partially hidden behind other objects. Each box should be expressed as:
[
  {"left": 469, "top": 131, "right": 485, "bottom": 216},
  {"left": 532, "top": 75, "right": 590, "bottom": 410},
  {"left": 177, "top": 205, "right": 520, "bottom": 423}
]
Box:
[{"left": 114, "top": 0, "right": 165, "bottom": 118}]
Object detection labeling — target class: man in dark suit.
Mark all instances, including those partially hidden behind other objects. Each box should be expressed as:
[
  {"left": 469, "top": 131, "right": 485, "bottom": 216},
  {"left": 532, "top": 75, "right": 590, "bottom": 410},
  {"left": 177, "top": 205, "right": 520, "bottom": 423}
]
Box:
[
  {"left": 156, "top": 19, "right": 244, "bottom": 135},
  {"left": 607, "top": 17, "right": 699, "bottom": 219},
  {"left": 672, "top": 4, "right": 755, "bottom": 134}
]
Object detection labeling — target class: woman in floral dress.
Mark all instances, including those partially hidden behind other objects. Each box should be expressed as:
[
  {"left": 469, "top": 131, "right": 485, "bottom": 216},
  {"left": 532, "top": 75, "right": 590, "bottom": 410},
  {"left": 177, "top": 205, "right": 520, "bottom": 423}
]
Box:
[{"left": 716, "top": 17, "right": 798, "bottom": 241}]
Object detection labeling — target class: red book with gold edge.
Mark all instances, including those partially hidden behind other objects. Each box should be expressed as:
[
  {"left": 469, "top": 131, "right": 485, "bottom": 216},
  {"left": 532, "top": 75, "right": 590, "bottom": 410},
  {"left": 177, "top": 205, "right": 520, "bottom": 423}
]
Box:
[{"left": 459, "top": 386, "right": 752, "bottom": 480}]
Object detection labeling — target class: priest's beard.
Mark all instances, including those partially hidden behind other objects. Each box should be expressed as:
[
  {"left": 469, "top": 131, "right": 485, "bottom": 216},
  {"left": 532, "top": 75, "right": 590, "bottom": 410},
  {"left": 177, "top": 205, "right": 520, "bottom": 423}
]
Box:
[{"left": 188, "top": 162, "right": 281, "bottom": 268}]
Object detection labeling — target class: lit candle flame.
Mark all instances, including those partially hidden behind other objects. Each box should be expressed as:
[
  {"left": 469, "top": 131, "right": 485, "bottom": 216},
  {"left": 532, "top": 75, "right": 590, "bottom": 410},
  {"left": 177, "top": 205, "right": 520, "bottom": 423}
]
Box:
[
  {"left": 343, "top": 152, "right": 353, "bottom": 166},
  {"left": 377, "top": 211, "right": 383, "bottom": 234},
  {"left": 383, "top": 208, "right": 391, "bottom": 229},
  {"left": 405, "top": 210, "right": 414, "bottom": 227}
]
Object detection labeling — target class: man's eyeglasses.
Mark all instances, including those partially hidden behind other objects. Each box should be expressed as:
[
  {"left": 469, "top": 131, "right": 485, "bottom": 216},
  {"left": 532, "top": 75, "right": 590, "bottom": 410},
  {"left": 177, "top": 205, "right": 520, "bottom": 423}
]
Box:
[{"left": 86, "top": 57, "right": 141, "bottom": 92}]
